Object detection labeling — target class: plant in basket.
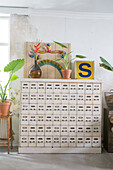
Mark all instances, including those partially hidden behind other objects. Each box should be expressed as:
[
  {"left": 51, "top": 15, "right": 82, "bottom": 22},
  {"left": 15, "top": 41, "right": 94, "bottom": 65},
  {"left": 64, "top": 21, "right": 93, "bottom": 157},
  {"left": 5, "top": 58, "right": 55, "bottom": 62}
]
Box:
[
  {"left": 54, "top": 41, "right": 86, "bottom": 79},
  {"left": 100, "top": 56, "right": 113, "bottom": 109},
  {"left": 0, "top": 59, "right": 25, "bottom": 116}
]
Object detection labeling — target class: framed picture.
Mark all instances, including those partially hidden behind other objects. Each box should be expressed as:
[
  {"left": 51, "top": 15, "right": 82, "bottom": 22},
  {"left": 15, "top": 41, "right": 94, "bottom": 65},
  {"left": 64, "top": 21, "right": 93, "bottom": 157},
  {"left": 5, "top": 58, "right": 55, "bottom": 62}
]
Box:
[{"left": 75, "top": 60, "right": 94, "bottom": 79}]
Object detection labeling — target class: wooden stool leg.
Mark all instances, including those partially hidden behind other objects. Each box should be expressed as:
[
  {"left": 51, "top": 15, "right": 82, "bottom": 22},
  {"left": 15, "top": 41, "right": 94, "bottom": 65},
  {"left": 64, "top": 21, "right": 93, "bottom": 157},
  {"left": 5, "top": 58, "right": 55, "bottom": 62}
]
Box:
[
  {"left": 7, "top": 117, "right": 9, "bottom": 154},
  {"left": 10, "top": 116, "right": 13, "bottom": 149}
]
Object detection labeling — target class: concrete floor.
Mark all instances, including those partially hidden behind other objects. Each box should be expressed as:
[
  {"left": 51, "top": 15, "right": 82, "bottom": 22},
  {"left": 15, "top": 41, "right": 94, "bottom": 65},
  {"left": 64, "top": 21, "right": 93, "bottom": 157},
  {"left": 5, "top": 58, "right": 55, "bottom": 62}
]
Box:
[{"left": 0, "top": 147, "right": 113, "bottom": 170}]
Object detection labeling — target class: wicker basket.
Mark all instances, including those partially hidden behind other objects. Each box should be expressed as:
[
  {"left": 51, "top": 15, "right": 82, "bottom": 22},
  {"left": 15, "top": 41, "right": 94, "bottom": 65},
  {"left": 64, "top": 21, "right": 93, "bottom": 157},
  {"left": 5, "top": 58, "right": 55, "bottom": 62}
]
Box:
[{"left": 105, "top": 91, "right": 113, "bottom": 109}]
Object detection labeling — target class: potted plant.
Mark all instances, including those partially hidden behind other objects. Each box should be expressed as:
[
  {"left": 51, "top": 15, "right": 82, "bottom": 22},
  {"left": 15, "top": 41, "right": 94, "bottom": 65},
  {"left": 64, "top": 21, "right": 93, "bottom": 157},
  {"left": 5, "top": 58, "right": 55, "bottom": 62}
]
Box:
[
  {"left": 99, "top": 56, "right": 113, "bottom": 109},
  {"left": 0, "top": 59, "right": 25, "bottom": 116},
  {"left": 54, "top": 41, "right": 86, "bottom": 79}
]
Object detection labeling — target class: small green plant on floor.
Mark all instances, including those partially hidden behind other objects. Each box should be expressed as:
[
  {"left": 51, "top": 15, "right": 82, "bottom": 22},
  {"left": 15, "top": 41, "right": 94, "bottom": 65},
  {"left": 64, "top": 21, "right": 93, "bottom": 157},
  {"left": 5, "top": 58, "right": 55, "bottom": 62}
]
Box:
[{"left": 0, "top": 59, "right": 25, "bottom": 103}]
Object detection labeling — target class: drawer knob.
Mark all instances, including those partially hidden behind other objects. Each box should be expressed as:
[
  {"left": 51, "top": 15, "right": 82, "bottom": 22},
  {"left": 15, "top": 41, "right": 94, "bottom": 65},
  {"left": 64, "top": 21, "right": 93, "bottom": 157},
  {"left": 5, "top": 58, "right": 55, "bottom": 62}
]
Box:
[{"left": 110, "top": 117, "right": 113, "bottom": 124}]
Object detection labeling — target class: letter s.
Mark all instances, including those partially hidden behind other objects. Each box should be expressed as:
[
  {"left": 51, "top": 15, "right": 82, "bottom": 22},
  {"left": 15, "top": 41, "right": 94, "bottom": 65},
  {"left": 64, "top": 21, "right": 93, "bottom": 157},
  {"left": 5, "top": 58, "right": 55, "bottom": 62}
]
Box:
[{"left": 79, "top": 63, "right": 91, "bottom": 77}]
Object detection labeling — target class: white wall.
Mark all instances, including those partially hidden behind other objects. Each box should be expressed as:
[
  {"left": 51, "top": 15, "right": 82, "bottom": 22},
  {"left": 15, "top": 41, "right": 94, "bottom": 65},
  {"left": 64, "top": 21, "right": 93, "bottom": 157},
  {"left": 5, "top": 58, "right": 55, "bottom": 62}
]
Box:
[
  {"left": 10, "top": 13, "right": 113, "bottom": 144},
  {"left": 29, "top": 14, "right": 113, "bottom": 91}
]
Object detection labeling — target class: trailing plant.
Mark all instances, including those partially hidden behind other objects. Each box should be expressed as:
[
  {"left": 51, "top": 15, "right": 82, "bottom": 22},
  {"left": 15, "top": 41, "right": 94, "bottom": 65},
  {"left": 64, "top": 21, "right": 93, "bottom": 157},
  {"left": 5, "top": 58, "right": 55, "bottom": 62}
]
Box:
[
  {"left": 100, "top": 56, "right": 113, "bottom": 71},
  {"left": 54, "top": 41, "right": 86, "bottom": 70},
  {"left": 0, "top": 59, "right": 25, "bottom": 103}
]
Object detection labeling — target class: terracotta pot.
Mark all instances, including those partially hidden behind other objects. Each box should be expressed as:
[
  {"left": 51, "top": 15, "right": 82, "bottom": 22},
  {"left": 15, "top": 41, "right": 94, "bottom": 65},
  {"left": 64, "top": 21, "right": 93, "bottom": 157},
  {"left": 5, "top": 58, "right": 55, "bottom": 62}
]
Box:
[
  {"left": 0, "top": 102, "right": 11, "bottom": 116},
  {"left": 61, "top": 69, "right": 72, "bottom": 79}
]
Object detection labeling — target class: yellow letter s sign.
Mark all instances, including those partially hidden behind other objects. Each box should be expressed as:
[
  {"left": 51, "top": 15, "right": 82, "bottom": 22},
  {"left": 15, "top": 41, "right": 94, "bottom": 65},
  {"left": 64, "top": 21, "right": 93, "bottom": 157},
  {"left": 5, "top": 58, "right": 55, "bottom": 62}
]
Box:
[{"left": 76, "top": 61, "right": 94, "bottom": 79}]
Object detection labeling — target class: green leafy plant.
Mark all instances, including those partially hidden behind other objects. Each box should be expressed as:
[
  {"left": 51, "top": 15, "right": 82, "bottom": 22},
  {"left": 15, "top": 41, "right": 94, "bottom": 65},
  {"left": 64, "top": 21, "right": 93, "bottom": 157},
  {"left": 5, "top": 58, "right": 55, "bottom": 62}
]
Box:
[
  {"left": 0, "top": 59, "right": 25, "bottom": 103},
  {"left": 99, "top": 57, "right": 113, "bottom": 71},
  {"left": 54, "top": 41, "right": 86, "bottom": 70}
]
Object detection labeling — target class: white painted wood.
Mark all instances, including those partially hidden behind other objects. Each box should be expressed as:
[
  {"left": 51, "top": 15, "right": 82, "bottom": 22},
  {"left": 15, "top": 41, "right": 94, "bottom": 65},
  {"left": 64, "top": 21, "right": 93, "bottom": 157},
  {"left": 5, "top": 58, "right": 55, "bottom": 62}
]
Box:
[
  {"left": 19, "top": 79, "right": 102, "bottom": 153},
  {"left": 18, "top": 147, "right": 101, "bottom": 154}
]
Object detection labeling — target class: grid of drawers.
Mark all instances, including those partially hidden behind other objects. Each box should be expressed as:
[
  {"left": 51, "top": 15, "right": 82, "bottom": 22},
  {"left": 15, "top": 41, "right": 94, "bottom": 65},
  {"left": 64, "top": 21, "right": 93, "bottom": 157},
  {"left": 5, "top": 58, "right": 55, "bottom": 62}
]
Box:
[{"left": 19, "top": 81, "right": 101, "bottom": 150}]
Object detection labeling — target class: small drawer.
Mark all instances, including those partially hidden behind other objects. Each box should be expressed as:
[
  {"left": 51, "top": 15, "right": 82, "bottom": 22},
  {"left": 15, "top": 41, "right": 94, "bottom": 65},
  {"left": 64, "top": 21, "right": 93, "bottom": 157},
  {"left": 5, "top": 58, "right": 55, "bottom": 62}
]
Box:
[
  {"left": 45, "top": 126, "right": 53, "bottom": 136},
  {"left": 69, "top": 115, "right": 76, "bottom": 125},
  {"left": 69, "top": 94, "right": 76, "bottom": 104},
  {"left": 53, "top": 115, "right": 60, "bottom": 125},
  {"left": 61, "top": 115, "right": 68, "bottom": 125},
  {"left": 45, "top": 115, "right": 53, "bottom": 125},
  {"left": 53, "top": 104, "right": 61, "bottom": 114},
  {"left": 21, "top": 115, "right": 28, "bottom": 125},
  {"left": 85, "top": 94, "right": 92, "bottom": 104},
  {"left": 37, "top": 115, "right": 44, "bottom": 125},
  {"left": 46, "top": 83, "right": 53, "bottom": 93},
  {"left": 93, "top": 126, "right": 100, "bottom": 136},
  {"left": 93, "top": 94, "right": 101, "bottom": 104},
  {"left": 21, "top": 82, "right": 29, "bottom": 92},
  {"left": 30, "top": 82, "right": 37, "bottom": 93},
  {"left": 45, "top": 137, "right": 52, "bottom": 147},
  {"left": 21, "top": 104, "right": 29, "bottom": 114},
  {"left": 93, "top": 84, "right": 101, "bottom": 94},
  {"left": 61, "top": 94, "right": 69, "bottom": 104},
  {"left": 77, "top": 137, "right": 84, "bottom": 147},
  {"left": 29, "top": 104, "right": 37, "bottom": 114},
  {"left": 30, "top": 93, "right": 37, "bottom": 103},
  {"left": 85, "top": 116, "right": 92, "bottom": 125},
  {"left": 85, "top": 137, "right": 92, "bottom": 147},
  {"left": 29, "top": 136, "right": 36, "bottom": 147},
  {"left": 77, "top": 94, "right": 84, "bottom": 104},
  {"left": 28, "top": 126, "right": 36, "bottom": 135},
  {"left": 54, "top": 83, "right": 61, "bottom": 93},
  {"left": 77, "top": 83, "right": 85, "bottom": 93},
  {"left": 77, "top": 126, "right": 84, "bottom": 136},
  {"left": 46, "top": 94, "right": 53, "bottom": 103},
  {"left": 93, "top": 116, "right": 101, "bottom": 126},
  {"left": 61, "top": 137, "right": 69, "bottom": 147},
  {"left": 85, "top": 105, "right": 92, "bottom": 115},
  {"left": 21, "top": 93, "right": 29, "bottom": 103},
  {"left": 69, "top": 105, "right": 76, "bottom": 114},
  {"left": 61, "top": 83, "right": 69, "bottom": 93},
  {"left": 69, "top": 126, "right": 76, "bottom": 136},
  {"left": 93, "top": 105, "right": 101, "bottom": 115},
  {"left": 37, "top": 136, "right": 45, "bottom": 147},
  {"left": 92, "top": 137, "right": 101, "bottom": 147},
  {"left": 54, "top": 94, "right": 61, "bottom": 103},
  {"left": 45, "top": 104, "right": 53, "bottom": 114},
  {"left": 29, "top": 115, "right": 36, "bottom": 125},
  {"left": 69, "top": 137, "right": 77, "bottom": 147},
  {"left": 20, "top": 125, "right": 28, "bottom": 135},
  {"left": 77, "top": 115, "right": 84, "bottom": 126},
  {"left": 37, "top": 104, "right": 45, "bottom": 114},
  {"left": 61, "top": 126, "right": 69, "bottom": 136},
  {"left": 37, "top": 126, "right": 45, "bottom": 136},
  {"left": 77, "top": 105, "right": 84, "bottom": 115},
  {"left": 37, "top": 94, "right": 45, "bottom": 103},
  {"left": 38, "top": 82, "right": 45, "bottom": 93},
  {"left": 53, "top": 136, "right": 60, "bottom": 147},
  {"left": 85, "top": 126, "right": 92, "bottom": 137},
  {"left": 61, "top": 105, "right": 68, "bottom": 114},
  {"left": 20, "top": 136, "right": 28, "bottom": 147},
  {"left": 85, "top": 84, "right": 92, "bottom": 94},
  {"left": 53, "top": 126, "right": 60, "bottom": 135},
  {"left": 70, "top": 83, "right": 77, "bottom": 94}
]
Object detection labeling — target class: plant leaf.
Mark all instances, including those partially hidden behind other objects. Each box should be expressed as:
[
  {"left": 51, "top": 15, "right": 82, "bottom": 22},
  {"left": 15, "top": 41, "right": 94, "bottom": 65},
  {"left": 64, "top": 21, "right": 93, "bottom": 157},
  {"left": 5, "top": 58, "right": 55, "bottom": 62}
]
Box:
[
  {"left": 10, "top": 74, "right": 19, "bottom": 81},
  {"left": 53, "top": 41, "right": 68, "bottom": 48},
  {"left": 4, "top": 59, "right": 25, "bottom": 73},
  {"left": 100, "top": 57, "right": 113, "bottom": 69},
  {"left": 76, "top": 55, "right": 87, "bottom": 58},
  {"left": 56, "top": 59, "right": 62, "bottom": 61},
  {"left": 64, "top": 51, "right": 73, "bottom": 61},
  {"left": 99, "top": 63, "right": 113, "bottom": 71},
  {"left": 11, "top": 97, "right": 15, "bottom": 100},
  {"left": 8, "top": 87, "right": 12, "bottom": 91}
]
